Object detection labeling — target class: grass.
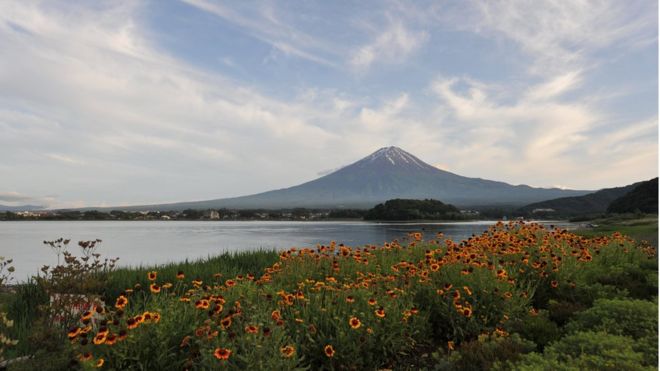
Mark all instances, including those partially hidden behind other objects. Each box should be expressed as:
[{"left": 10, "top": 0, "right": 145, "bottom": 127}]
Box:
[
  {"left": 104, "top": 249, "right": 280, "bottom": 301},
  {"left": 574, "top": 215, "right": 658, "bottom": 247}
]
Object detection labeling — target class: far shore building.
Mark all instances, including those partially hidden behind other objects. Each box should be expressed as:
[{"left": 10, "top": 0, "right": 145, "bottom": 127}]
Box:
[{"left": 205, "top": 210, "right": 220, "bottom": 220}]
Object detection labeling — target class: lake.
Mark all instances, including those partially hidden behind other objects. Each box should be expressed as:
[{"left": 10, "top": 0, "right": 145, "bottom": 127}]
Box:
[{"left": 0, "top": 220, "right": 574, "bottom": 280}]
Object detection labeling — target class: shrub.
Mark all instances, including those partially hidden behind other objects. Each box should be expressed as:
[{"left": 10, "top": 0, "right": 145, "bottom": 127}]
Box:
[
  {"left": 446, "top": 334, "right": 536, "bottom": 371},
  {"left": 565, "top": 298, "right": 658, "bottom": 366},
  {"left": 499, "top": 331, "right": 651, "bottom": 371},
  {"left": 508, "top": 310, "right": 561, "bottom": 350}
]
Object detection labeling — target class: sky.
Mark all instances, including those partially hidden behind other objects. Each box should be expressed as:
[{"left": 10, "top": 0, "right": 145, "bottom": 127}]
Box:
[{"left": 0, "top": 0, "right": 657, "bottom": 209}]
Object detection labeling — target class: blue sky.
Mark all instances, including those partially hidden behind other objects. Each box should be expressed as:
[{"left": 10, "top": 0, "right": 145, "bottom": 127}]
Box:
[{"left": 0, "top": 0, "right": 657, "bottom": 208}]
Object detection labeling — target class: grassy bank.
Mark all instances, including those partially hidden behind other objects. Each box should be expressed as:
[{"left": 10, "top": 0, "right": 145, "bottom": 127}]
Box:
[
  {"left": 574, "top": 215, "right": 658, "bottom": 247},
  {"left": 1, "top": 221, "right": 656, "bottom": 370},
  {"left": 104, "top": 250, "right": 280, "bottom": 301}
]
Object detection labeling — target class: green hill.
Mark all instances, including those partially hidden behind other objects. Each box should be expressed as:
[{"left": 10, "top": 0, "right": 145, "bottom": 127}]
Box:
[
  {"left": 607, "top": 178, "right": 658, "bottom": 214},
  {"left": 517, "top": 182, "right": 641, "bottom": 217},
  {"left": 363, "top": 198, "right": 461, "bottom": 220}
]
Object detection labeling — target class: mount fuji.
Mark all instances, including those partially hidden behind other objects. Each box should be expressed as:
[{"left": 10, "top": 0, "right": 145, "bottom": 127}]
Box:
[{"left": 126, "top": 146, "right": 590, "bottom": 210}]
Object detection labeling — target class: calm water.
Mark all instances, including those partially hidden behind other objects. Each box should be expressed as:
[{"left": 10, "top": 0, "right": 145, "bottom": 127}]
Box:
[{"left": 0, "top": 220, "right": 573, "bottom": 280}]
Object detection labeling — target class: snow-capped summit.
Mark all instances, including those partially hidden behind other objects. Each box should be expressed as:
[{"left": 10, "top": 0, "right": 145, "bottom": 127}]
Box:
[{"left": 362, "top": 146, "right": 434, "bottom": 170}]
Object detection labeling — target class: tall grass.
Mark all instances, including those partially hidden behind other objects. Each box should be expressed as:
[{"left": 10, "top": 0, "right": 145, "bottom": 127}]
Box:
[
  {"left": 104, "top": 249, "right": 279, "bottom": 301},
  {"left": 4, "top": 279, "right": 48, "bottom": 356}
]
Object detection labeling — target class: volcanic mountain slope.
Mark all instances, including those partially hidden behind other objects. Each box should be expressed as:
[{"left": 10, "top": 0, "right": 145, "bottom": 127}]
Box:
[{"left": 128, "top": 146, "right": 590, "bottom": 210}]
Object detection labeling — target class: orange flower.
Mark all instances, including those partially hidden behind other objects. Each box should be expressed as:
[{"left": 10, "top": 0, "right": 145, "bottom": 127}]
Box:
[
  {"left": 127, "top": 318, "right": 138, "bottom": 330},
  {"left": 447, "top": 341, "right": 455, "bottom": 351},
  {"left": 79, "top": 352, "right": 93, "bottom": 361},
  {"left": 271, "top": 310, "right": 281, "bottom": 321},
  {"left": 213, "top": 347, "right": 232, "bottom": 361},
  {"left": 430, "top": 263, "right": 440, "bottom": 272},
  {"left": 245, "top": 325, "right": 258, "bottom": 334},
  {"left": 463, "top": 286, "right": 472, "bottom": 296},
  {"left": 225, "top": 279, "right": 236, "bottom": 287},
  {"left": 375, "top": 308, "right": 386, "bottom": 318},
  {"left": 220, "top": 316, "right": 232, "bottom": 329},
  {"left": 349, "top": 316, "right": 361, "bottom": 329},
  {"left": 346, "top": 296, "right": 355, "bottom": 303},
  {"left": 105, "top": 333, "right": 117, "bottom": 346},
  {"left": 550, "top": 280, "right": 559, "bottom": 288},
  {"left": 67, "top": 327, "right": 81, "bottom": 340},
  {"left": 368, "top": 298, "right": 377, "bottom": 306},
  {"left": 149, "top": 283, "right": 161, "bottom": 294},
  {"left": 324, "top": 344, "right": 335, "bottom": 358},
  {"left": 81, "top": 310, "right": 93, "bottom": 321},
  {"left": 95, "top": 358, "right": 104, "bottom": 368},
  {"left": 115, "top": 295, "right": 128, "bottom": 309},
  {"left": 147, "top": 271, "right": 157, "bottom": 281},
  {"left": 280, "top": 345, "right": 296, "bottom": 358},
  {"left": 462, "top": 307, "right": 472, "bottom": 318},
  {"left": 195, "top": 299, "right": 210, "bottom": 310},
  {"left": 176, "top": 271, "right": 185, "bottom": 280},
  {"left": 93, "top": 332, "right": 107, "bottom": 345}
]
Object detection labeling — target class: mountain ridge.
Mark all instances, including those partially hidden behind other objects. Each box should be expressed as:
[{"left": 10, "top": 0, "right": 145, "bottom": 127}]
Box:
[
  {"left": 98, "top": 146, "right": 590, "bottom": 211},
  {"left": 517, "top": 182, "right": 642, "bottom": 217}
]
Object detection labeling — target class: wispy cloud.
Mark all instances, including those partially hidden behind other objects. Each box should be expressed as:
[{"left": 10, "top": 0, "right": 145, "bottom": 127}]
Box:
[
  {"left": 181, "top": 0, "right": 339, "bottom": 67},
  {"left": 350, "top": 19, "right": 428, "bottom": 70},
  {"left": 446, "top": 0, "right": 658, "bottom": 75},
  {"left": 429, "top": 72, "right": 657, "bottom": 188},
  {"left": 46, "top": 153, "right": 86, "bottom": 165}
]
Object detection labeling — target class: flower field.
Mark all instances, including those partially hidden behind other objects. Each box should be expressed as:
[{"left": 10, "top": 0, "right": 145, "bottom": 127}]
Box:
[{"left": 2, "top": 221, "right": 658, "bottom": 370}]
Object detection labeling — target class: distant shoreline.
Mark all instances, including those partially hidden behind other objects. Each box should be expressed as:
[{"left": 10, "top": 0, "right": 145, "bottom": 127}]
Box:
[{"left": 0, "top": 218, "right": 573, "bottom": 224}]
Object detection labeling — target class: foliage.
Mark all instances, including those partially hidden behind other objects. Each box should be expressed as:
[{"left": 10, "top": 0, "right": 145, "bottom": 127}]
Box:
[
  {"left": 608, "top": 177, "right": 658, "bottom": 214},
  {"left": 364, "top": 198, "right": 462, "bottom": 220},
  {"left": 517, "top": 182, "right": 638, "bottom": 217},
  {"left": 37, "top": 239, "right": 118, "bottom": 331},
  {"left": 499, "top": 331, "right": 652, "bottom": 371},
  {"left": 508, "top": 310, "right": 561, "bottom": 350},
  {"left": 104, "top": 249, "right": 279, "bottom": 302},
  {"left": 565, "top": 298, "right": 658, "bottom": 366},
  {"left": 0, "top": 257, "right": 18, "bottom": 363},
  {"left": 440, "top": 334, "right": 536, "bottom": 371}
]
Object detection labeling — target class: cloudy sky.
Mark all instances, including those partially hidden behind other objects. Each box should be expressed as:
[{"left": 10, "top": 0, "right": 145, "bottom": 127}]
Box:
[{"left": 0, "top": 0, "right": 657, "bottom": 208}]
